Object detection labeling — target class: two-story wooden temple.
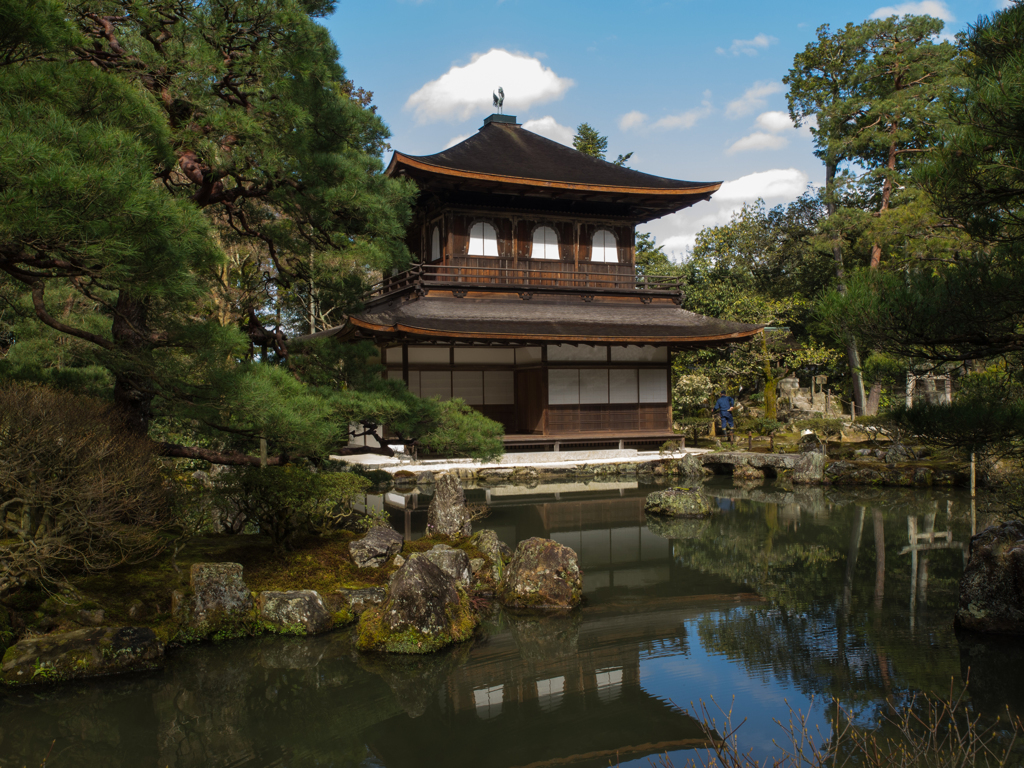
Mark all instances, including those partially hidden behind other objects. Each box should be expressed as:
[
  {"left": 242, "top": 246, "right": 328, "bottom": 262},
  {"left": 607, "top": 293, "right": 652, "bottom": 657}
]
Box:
[{"left": 334, "top": 114, "right": 761, "bottom": 451}]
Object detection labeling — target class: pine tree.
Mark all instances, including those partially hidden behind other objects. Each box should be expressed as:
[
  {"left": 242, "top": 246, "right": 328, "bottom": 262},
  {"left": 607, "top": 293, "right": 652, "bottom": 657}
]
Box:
[
  {"left": 0, "top": 0, "right": 503, "bottom": 464},
  {"left": 572, "top": 123, "right": 609, "bottom": 159}
]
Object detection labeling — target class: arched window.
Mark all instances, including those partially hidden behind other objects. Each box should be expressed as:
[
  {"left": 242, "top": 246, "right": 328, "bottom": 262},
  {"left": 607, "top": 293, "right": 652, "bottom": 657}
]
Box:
[
  {"left": 532, "top": 225, "right": 559, "bottom": 260},
  {"left": 591, "top": 229, "right": 618, "bottom": 263},
  {"left": 430, "top": 226, "right": 441, "bottom": 262},
  {"left": 468, "top": 222, "right": 498, "bottom": 257}
]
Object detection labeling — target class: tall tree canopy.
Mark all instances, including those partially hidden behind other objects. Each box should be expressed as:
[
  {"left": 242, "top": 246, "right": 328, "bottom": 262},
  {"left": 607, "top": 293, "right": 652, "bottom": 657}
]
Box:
[
  {"left": 0, "top": 0, "right": 504, "bottom": 463},
  {"left": 819, "top": 2, "right": 1024, "bottom": 365}
]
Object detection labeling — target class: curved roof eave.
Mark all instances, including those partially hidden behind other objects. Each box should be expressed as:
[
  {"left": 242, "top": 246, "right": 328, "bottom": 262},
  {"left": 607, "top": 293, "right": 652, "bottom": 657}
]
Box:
[{"left": 388, "top": 152, "right": 722, "bottom": 198}]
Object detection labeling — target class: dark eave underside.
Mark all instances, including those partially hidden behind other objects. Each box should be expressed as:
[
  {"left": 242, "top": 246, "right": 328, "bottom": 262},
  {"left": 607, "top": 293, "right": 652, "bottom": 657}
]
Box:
[{"left": 341, "top": 296, "right": 761, "bottom": 346}]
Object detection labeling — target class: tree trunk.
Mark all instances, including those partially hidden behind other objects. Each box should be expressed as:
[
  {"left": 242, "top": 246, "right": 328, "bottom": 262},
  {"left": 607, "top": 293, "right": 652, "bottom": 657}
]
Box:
[
  {"left": 111, "top": 290, "right": 154, "bottom": 435},
  {"left": 825, "top": 160, "right": 868, "bottom": 416},
  {"left": 865, "top": 382, "right": 882, "bottom": 416}
]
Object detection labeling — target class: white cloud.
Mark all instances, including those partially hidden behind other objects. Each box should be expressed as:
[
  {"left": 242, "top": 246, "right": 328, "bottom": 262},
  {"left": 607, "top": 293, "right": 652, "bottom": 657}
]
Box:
[
  {"left": 725, "top": 110, "right": 812, "bottom": 154},
  {"left": 726, "top": 132, "right": 789, "bottom": 154},
  {"left": 522, "top": 116, "right": 574, "bottom": 146},
  {"left": 870, "top": 1, "right": 955, "bottom": 21},
  {"left": 996, "top": 0, "right": 1013, "bottom": 8},
  {"left": 720, "top": 33, "right": 779, "bottom": 56},
  {"left": 443, "top": 134, "right": 472, "bottom": 149},
  {"left": 716, "top": 168, "right": 810, "bottom": 202},
  {"left": 725, "top": 81, "right": 784, "bottom": 119},
  {"left": 619, "top": 110, "right": 648, "bottom": 131},
  {"left": 405, "top": 49, "right": 574, "bottom": 124},
  {"left": 652, "top": 98, "right": 713, "bottom": 130},
  {"left": 754, "top": 110, "right": 793, "bottom": 133},
  {"left": 647, "top": 169, "right": 811, "bottom": 259}
]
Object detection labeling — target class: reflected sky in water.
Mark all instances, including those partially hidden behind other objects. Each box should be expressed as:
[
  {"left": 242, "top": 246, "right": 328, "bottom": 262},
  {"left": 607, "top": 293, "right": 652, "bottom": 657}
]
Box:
[{"left": 1, "top": 478, "right": 1006, "bottom": 768}]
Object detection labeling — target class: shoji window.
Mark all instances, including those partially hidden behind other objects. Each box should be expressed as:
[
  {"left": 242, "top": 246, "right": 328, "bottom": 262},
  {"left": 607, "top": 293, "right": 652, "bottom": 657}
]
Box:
[
  {"left": 468, "top": 222, "right": 498, "bottom": 256},
  {"left": 532, "top": 225, "right": 559, "bottom": 260},
  {"left": 591, "top": 229, "right": 618, "bottom": 263}
]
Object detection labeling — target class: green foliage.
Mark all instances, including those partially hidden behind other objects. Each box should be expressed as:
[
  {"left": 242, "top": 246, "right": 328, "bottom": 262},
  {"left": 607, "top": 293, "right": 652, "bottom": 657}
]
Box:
[
  {"left": 211, "top": 466, "right": 371, "bottom": 548},
  {"left": 572, "top": 123, "right": 608, "bottom": 159},
  {"left": 673, "top": 373, "right": 716, "bottom": 417},
  {"left": 0, "top": 0, "right": 509, "bottom": 468},
  {"left": 417, "top": 399, "right": 505, "bottom": 461},
  {"left": 750, "top": 417, "right": 785, "bottom": 437},
  {"left": 922, "top": 1, "right": 1024, "bottom": 244}
]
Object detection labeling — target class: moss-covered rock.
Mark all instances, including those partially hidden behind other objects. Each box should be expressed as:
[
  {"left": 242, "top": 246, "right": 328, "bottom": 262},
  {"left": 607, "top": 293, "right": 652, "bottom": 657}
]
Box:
[
  {"left": 426, "top": 472, "right": 471, "bottom": 539},
  {"left": 497, "top": 537, "right": 582, "bottom": 610},
  {"left": 467, "top": 529, "right": 512, "bottom": 569},
  {"left": 171, "top": 562, "right": 254, "bottom": 642},
  {"left": 409, "top": 544, "right": 472, "bottom": 587},
  {"left": 1, "top": 626, "right": 163, "bottom": 686},
  {"left": 356, "top": 558, "right": 476, "bottom": 654},
  {"left": 644, "top": 488, "right": 713, "bottom": 519},
  {"left": 257, "top": 590, "right": 333, "bottom": 635}
]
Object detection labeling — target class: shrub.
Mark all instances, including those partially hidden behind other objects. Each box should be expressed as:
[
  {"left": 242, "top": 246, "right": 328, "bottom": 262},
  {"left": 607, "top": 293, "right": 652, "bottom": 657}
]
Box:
[
  {"left": 418, "top": 398, "right": 505, "bottom": 460},
  {"left": 673, "top": 374, "right": 716, "bottom": 417},
  {"left": 211, "top": 465, "right": 370, "bottom": 548},
  {"left": 0, "top": 384, "right": 169, "bottom": 596}
]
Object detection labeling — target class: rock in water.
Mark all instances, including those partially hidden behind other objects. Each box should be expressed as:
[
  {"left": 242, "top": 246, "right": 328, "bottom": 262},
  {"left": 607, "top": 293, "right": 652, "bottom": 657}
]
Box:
[
  {"left": 956, "top": 521, "right": 1024, "bottom": 635},
  {"left": 172, "top": 562, "right": 253, "bottom": 627},
  {"left": 1, "top": 627, "right": 163, "bottom": 686},
  {"left": 258, "top": 590, "right": 333, "bottom": 635},
  {"left": 410, "top": 544, "right": 472, "bottom": 587},
  {"left": 349, "top": 526, "right": 404, "bottom": 569},
  {"left": 468, "top": 529, "right": 512, "bottom": 567},
  {"left": 357, "top": 558, "right": 475, "bottom": 654},
  {"left": 644, "top": 488, "right": 712, "bottom": 518},
  {"left": 497, "top": 538, "right": 583, "bottom": 610},
  {"left": 426, "top": 472, "right": 471, "bottom": 539}
]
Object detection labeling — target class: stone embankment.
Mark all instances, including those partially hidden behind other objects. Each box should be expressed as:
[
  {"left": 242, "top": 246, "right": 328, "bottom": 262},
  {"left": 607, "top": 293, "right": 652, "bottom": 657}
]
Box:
[{"left": 383, "top": 449, "right": 965, "bottom": 489}]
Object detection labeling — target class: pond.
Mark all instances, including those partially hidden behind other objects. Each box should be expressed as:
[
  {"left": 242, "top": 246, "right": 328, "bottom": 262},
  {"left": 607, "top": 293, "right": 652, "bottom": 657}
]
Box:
[{"left": 1, "top": 478, "right": 1019, "bottom": 768}]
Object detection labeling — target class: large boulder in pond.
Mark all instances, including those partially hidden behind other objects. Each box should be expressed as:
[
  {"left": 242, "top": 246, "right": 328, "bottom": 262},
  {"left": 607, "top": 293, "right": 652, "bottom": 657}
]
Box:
[
  {"left": 644, "top": 487, "right": 712, "bottom": 519},
  {"left": 350, "top": 526, "right": 403, "bottom": 569},
  {"left": 426, "top": 472, "right": 471, "bottom": 539},
  {"left": 1, "top": 626, "right": 163, "bottom": 686},
  {"left": 357, "top": 557, "right": 475, "bottom": 654},
  {"left": 409, "top": 544, "right": 472, "bottom": 588},
  {"left": 956, "top": 521, "right": 1024, "bottom": 635},
  {"left": 497, "top": 538, "right": 582, "bottom": 610},
  {"left": 257, "top": 590, "right": 334, "bottom": 635},
  {"left": 172, "top": 562, "right": 253, "bottom": 629}
]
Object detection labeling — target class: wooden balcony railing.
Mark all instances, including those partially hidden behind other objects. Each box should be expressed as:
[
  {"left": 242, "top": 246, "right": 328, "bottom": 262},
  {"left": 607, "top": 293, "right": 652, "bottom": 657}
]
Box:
[{"left": 366, "top": 259, "right": 683, "bottom": 302}]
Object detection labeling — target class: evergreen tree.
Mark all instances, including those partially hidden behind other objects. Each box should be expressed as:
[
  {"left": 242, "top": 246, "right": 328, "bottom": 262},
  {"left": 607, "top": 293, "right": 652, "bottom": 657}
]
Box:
[
  {"left": 0, "top": 0, "right": 503, "bottom": 463},
  {"left": 785, "top": 14, "right": 960, "bottom": 414},
  {"left": 572, "top": 123, "right": 608, "bottom": 159}
]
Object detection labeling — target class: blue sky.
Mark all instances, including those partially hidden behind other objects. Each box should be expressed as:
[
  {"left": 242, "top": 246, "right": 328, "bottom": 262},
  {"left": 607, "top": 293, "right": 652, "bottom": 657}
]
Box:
[{"left": 322, "top": 0, "right": 1012, "bottom": 260}]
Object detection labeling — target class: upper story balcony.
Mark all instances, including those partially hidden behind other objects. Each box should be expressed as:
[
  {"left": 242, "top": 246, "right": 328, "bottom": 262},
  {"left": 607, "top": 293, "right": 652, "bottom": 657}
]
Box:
[{"left": 365, "top": 256, "right": 684, "bottom": 305}]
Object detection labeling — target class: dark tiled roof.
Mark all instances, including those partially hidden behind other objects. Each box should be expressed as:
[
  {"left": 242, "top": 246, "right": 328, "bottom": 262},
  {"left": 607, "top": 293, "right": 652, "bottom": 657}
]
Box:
[
  {"left": 347, "top": 296, "right": 761, "bottom": 345},
  {"left": 388, "top": 121, "right": 720, "bottom": 193}
]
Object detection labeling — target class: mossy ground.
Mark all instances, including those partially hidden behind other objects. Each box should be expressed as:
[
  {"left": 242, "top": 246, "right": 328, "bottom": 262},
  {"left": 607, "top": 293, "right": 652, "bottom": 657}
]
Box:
[{"left": 1, "top": 530, "right": 486, "bottom": 648}]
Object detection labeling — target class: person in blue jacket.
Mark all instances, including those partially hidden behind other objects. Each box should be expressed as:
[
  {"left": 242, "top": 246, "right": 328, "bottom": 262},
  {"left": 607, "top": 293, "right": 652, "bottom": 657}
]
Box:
[{"left": 713, "top": 390, "right": 735, "bottom": 440}]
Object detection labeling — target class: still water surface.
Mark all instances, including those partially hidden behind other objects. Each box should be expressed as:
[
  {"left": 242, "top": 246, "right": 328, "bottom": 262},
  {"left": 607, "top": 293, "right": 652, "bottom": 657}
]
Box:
[{"left": 1, "top": 478, "right": 1019, "bottom": 768}]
